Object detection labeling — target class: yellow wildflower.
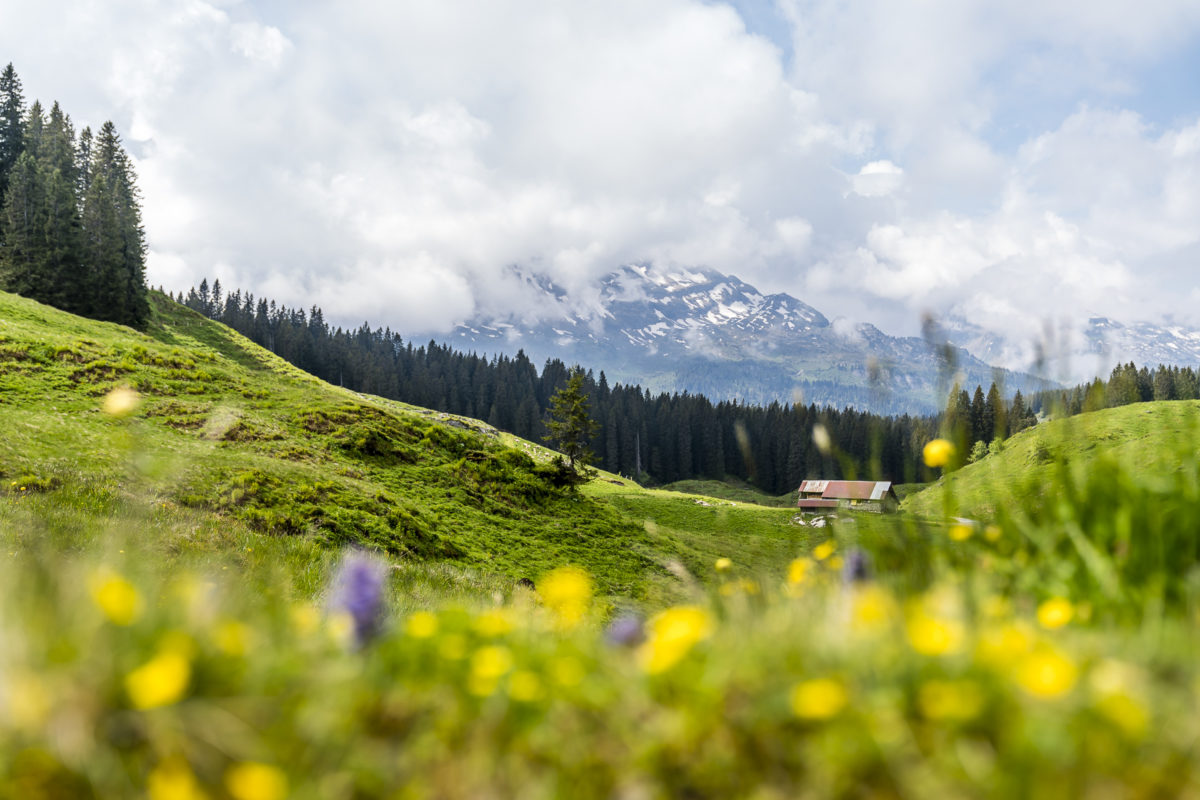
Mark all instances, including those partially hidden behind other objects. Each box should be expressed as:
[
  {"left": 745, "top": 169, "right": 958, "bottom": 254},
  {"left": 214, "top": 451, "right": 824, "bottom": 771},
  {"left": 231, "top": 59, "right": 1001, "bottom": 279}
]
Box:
[
  {"left": 787, "top": 558, "right": 812, "bottom": 586},
  {"left": 918, "top": 679, "right": 985, "bottom": 721},
  {"left": 984, "top": 525, "right": 1003, "bottom": 542},
  {"left": 1036, "top": 597, "right": 1074, "bottom": 630},
  {"left": 812, "top": 541, "right": 836, "bottom": 561},
  {"left": 948, "top": 524, "right": 973, "bottom": 542},
  {"left": 508, "top": 670, "right": 544, "bottom": 703},
  {"left": 790, "top": 678, "right": 849, "bottom": 720},
  {"left": 906, "top": 614, "right": 965, "bottom": 656},
  {"left": 538, "top": 566, "right": 593, "bottom": 628},
  {"left": 469, "top": 645, "right": 514, "bottom": 696},
  {"left": 714, "top": 557, "right": 733, "bottom": 572},
  {"left": 850, "top": 584, "right": 895, "bottom": 632},
  {"left": 406, "top": 610, "right": 438, "bottom": 639},
  {"left": 102, "top": 385, "right": 141, "bottom": 417},
  {"left": 225, "top": 762, "right": 288, "bottom": 800},
  {"left": 126, "top": 651, "right": 191, "bottom": 709},
  {"left": 923, "top": 439, "right": 955, "bottom": 468},
  {"left": 637, "top": 606, "right": 714, "bottom": 674},
  {"left": 1015, "top": 646, "right": 1078, "bottom": 699},
  {"left": 147, "top": 757, "right": 205, "bottom": 800},
  {"left": 90, "top": 570, "right": 143, "bottom": 626},
  {"left": 977, "top": 622, "right": 1034, "bottom": 665}
]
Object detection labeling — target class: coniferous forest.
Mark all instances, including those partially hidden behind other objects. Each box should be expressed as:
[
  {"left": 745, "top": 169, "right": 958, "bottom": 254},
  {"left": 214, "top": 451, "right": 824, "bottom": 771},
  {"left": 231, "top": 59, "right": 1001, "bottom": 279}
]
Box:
[
  {"left": 0, "top": 64, "right": 148, "bottom": 328},
  {"left": 175, "top": 280, "right": 1054, "bottom": 493}
]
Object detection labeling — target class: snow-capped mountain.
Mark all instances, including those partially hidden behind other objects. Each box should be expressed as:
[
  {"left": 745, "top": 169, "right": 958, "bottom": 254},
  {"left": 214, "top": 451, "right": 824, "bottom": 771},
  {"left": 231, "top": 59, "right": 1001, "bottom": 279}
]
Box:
[
  {"left": 440, "top": 265, "right": 1049, "bottom": 415},
  {"left": 940, "top": 315, "right": 1200, "bottom": 384}
]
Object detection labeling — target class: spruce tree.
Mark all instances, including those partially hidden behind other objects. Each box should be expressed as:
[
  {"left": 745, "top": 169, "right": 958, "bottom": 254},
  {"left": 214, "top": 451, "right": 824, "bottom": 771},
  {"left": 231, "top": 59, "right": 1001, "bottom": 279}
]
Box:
[
  {"left": 544, "top": 367, "right": 600, "bottom": 479},
  {"left": 0, "top": 151, "right": 43, "bottom": 293},
  {"left": 0, "top": 63, "right": 25, "bottom": 208},
  {"left": 82, "top": 122, "right": 149, "bottom": 326}
]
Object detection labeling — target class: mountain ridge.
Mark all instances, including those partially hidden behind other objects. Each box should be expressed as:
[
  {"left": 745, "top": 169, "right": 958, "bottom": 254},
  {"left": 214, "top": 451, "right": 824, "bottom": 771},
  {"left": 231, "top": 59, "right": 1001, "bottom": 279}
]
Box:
[{"left": 437, "top": 264, "right": 1049, "bottom": 415}]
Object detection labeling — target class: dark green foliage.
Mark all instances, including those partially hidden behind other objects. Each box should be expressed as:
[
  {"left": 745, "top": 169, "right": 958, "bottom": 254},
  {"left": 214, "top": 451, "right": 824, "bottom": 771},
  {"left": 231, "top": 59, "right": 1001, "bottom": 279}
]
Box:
[
  {"left": 544, "top": 367, "right": 599, "bottom": 476},
  {"left": 0, "top": 65, "right": 147, "bottom": 328}
]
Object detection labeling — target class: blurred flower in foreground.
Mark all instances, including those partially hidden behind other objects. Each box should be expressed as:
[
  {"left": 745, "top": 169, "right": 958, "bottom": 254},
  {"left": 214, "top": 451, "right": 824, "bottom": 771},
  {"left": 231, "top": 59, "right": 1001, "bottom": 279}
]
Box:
[
  {"left": 126, "top": 651, "right": 191, "bottom": 709},
  {"left": 841, "top": 548, "right": 871, "bottom": 583},
  {"left": 1036, "top": 597, "right": 1074, "bottom": 630},
  {"left": 790, "top": 678, "right": 848, "bottom": 720},
  {"left": 948, "top": 524, "right": 973, "bottom": 542},
  {"left": 102, "top": 385, "right": 141, "bottom": 417},
  {"left": 406, "top": 610, "right": 439, "bottom": 639},
  {"left": 638, "top": 606, "right": 713, "bottom": 674},
  {"left": 812, "top": 424, "right": 832, "bottom": 455},
  {"left": 923, "top": 439, "right": 955, "bottom": 468},
  {"left": 538, "top": 566, "right": 593, "bottom": 628},
  {"left": 328, "top": 551, "right": 388, "bottom": 648},
  {"left": 147, "top": 757, "right": 204, "bottom": 800},
  {"left": 605, "top": 614, "right": 645, "bottom": 647},
  {"left": 89, "top": 569, "right": 143, "bottom": 626},
  {"left": 1015, "top": 646, "right": 1078, "bottom": 699},
  {"left": 714, "top": 557, "right": 733, "bottom": 572},
  {"left": 906, "top": 613, "right": 965, "bottom": 656},
  {"left": 919, "top": 679, "right": 984, "bottom": 721},
  {"left": 469, "top": 645, "right": 514, "bottom": 696},
  {"left": 226, "top": 762, "right": 288, "bottom": 800},
  {"left": 812, "top": 541, "right": 836, "bottom": 561},
  {"left": 787, "top": 558, "right": 812, "bottom": 587}
]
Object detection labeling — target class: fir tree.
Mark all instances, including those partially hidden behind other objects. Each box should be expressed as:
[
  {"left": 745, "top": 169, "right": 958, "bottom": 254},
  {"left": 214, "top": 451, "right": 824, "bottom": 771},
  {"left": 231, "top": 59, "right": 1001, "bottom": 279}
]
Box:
[
  {"left": 544, "top": 367, "right": 600, "bottom": 479},
  {"left": 0, "top": 63, "right": 25, "bottom": 207}
]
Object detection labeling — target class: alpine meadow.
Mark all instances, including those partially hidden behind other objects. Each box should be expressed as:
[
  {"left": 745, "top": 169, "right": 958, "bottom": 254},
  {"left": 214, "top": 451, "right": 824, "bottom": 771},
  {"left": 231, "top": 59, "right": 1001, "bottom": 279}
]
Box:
[{"left": 3, "top": 8, "right": 1200, "bottom": 797}]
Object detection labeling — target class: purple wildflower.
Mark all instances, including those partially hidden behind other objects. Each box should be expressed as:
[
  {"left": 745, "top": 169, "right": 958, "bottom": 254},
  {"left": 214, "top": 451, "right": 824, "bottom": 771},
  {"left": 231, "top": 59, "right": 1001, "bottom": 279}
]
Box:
[
  {"left": 841, "top": 548, "right": 871, "bottom": 584},
  {"left": 605, "top": 614, "right": 645, "bottom": 647},
  {"left": 329, "top": 551, "right": 389, "bottom": 647}
]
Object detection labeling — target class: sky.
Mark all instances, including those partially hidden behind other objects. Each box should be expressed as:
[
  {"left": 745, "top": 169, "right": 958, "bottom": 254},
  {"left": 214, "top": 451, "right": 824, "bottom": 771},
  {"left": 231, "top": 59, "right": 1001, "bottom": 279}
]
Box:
[{"left": 2, "top": 0, "right": 1199, "bottom": 371}]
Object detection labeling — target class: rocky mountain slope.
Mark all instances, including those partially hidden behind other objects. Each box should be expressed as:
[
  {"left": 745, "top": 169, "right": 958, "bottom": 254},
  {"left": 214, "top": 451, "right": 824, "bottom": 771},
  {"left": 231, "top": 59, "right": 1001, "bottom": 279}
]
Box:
[{"left": 443, "top": 265, "right": 1047, "bottom": 414}]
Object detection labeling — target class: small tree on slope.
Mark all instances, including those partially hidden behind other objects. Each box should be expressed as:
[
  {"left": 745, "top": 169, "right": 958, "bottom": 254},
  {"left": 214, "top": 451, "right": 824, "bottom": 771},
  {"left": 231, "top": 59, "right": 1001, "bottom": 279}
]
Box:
[{"left": 544, "top": 367, "right": 600, "bottom": 480}]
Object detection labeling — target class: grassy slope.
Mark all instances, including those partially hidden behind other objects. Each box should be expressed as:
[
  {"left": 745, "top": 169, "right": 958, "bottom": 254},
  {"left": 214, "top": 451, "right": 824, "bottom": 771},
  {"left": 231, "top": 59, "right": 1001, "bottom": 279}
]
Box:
[
  {"left": 903, "top": 400, "right": 1200, "bottom": 520},
  {"left": 0, "top": 291, "right": 811, "bottom": 605},
  {"left": 658, "top": 478, "right": 797, "bottom": 507}
]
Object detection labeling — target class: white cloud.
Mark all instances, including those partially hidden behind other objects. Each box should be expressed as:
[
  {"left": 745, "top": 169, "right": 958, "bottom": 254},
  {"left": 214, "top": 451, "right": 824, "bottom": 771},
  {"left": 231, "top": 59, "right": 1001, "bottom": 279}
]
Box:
[
  {"left": 851, "top": 160, "right": 903, "bottom": 198},
  {"left": 0, "top": 0, "right": 1198, "bottom": 380}
]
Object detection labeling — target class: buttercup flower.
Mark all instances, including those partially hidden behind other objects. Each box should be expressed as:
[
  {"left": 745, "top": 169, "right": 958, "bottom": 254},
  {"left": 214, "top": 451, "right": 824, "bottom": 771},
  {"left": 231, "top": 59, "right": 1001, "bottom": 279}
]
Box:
[
  {"left": 1015, "top": 646, "right": 1078, "bottom": 699},
  {"left": 126, "top": 651, "right": 191, "bottom": 709},
  {"left": 90, "top": 570, "right": 143, "bottom": 626},
  {"left": 923, "top": 439, "right": 955, "bottom": 468},
  {"left": 226, "top": 762, "right": 288, "bottom": 800},
  {"left": 538, "top": 566, "right": 593, "bottom": 628},
  {"left": 1036, "top": 597, "right": 1074, "bottom": 629},
  {"left": 790, "top": 678, "right": 848, "bottom": 720},
  {"left": 638, "top": 606, "right": 714, "bottom": 674}
]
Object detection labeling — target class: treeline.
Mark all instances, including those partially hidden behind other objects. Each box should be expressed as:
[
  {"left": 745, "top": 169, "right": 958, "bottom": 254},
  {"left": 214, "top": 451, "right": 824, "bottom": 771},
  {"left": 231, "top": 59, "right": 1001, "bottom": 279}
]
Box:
[
  {"left": 0, "top": 63, "right": 148, "bottom": 327},
  {"left": 177, "top": 280, "right": 1032, "bottom": 493},
  {"left": 1034, "top": 362, "right": 1200, "bottom": 416}
]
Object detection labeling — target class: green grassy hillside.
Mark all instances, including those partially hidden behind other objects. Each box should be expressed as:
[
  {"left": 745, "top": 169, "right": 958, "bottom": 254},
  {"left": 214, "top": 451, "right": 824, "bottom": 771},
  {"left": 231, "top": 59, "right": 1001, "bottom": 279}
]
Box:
[
  {"left": 11, "top": 290, "right": 1200, "bottom": 796},
  {"left": 0, "top": 290, "right": 807, "bottom": 605},
  {"left": 904, "top": 400, "right": 1200, "bottom": 520}
]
